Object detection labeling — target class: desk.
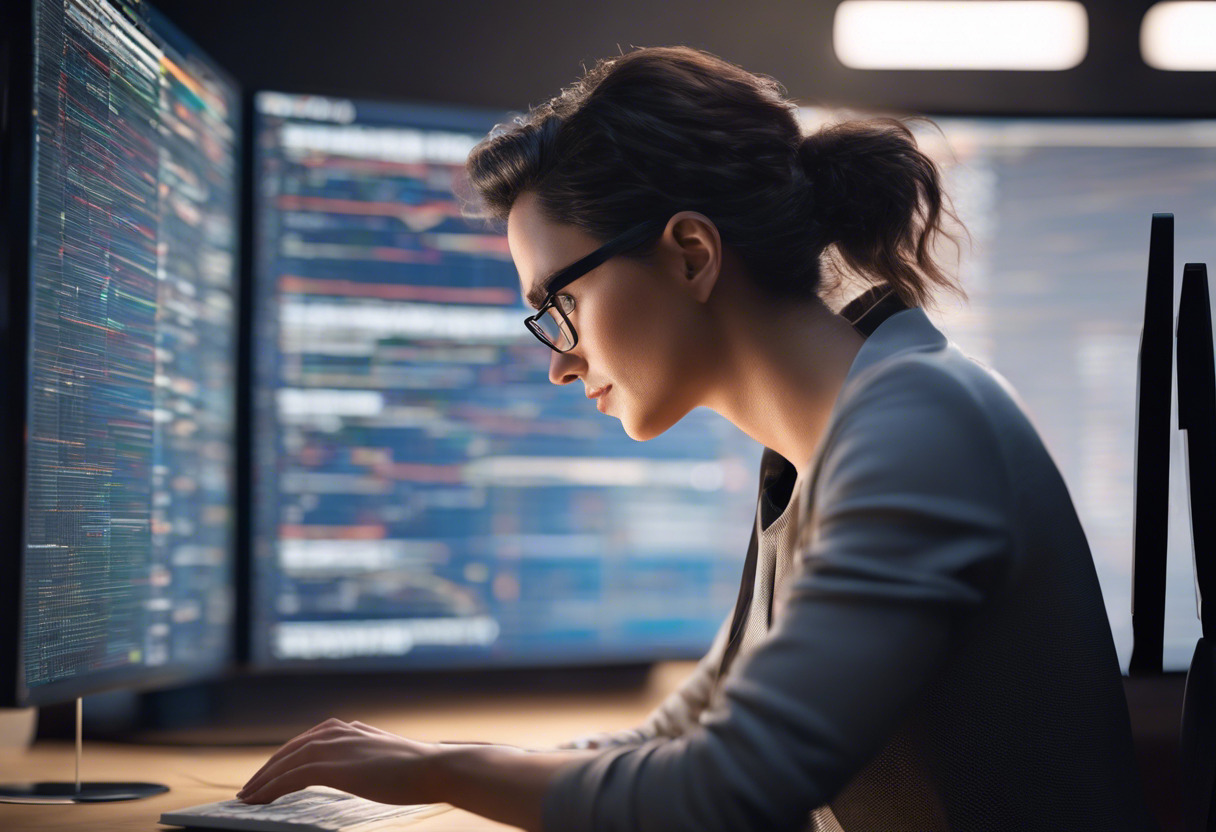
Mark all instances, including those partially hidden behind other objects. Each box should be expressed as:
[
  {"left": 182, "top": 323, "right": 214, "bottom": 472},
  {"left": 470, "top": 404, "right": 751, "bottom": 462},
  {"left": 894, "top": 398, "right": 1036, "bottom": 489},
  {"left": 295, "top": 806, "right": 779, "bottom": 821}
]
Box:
[{"left": 0, "top": 661, "right": 696, "bottom": 831}]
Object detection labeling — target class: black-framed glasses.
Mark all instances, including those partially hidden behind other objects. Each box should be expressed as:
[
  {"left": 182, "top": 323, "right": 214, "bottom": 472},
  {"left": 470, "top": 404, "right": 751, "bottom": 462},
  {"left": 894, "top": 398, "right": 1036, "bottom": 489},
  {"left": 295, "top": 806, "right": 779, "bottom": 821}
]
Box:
[{"left": 524, "top": 218, "right": 667, "bottom": 353}]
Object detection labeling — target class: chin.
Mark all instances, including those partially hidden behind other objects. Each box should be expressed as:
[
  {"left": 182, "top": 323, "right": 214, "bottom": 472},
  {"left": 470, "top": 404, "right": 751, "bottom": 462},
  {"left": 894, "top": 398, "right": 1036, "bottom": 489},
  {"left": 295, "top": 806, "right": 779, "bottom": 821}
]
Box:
[
  {"left": 621, "top": 419, "right": 659, "bottom": 442},
  {"left": 619, "top": 404, "right": 686, "bottom": 442}
]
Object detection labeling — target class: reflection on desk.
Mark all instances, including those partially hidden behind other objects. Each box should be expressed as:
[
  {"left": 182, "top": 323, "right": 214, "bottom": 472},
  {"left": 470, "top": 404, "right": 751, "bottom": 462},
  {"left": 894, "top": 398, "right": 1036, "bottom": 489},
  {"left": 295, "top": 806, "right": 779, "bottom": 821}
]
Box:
[{"left": 0, "top": 661, "right": 695, "bottom": 830}]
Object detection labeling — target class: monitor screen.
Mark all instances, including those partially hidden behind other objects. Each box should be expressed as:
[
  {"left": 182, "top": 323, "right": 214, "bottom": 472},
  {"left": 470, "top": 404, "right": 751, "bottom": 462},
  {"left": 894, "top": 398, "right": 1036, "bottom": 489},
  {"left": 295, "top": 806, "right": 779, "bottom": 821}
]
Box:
[
  {"left": 250, "top": 93, "right": 760, "bottom": 670},
  {"left": 5, "top": 0, "right": 240, "bottom": 706},
  {"left": 798, "top": 111, "right": 1216, "bottom": 673}
]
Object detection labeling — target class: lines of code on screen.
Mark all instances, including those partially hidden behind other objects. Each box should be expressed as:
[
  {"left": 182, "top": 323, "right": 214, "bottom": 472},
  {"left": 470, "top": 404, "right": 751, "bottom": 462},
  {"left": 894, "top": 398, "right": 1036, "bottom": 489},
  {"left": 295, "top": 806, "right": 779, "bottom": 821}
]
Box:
[
  {"left": 21, "top": 0, "right": 237, "bottom": 692},
  {"left": 252, "top": 93, "right": 760, "bottom": 668}
]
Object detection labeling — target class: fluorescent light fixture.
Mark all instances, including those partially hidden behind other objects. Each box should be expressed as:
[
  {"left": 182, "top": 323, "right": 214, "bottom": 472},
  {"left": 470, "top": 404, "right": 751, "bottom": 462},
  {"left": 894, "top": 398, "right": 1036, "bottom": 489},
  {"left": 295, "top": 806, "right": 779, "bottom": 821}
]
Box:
[
  {"left": 833, "top": 1, "right": 1088, "bottom": 70},
  {"left": 1141, "top": 2, "right": 1216, "bottom": 70}
]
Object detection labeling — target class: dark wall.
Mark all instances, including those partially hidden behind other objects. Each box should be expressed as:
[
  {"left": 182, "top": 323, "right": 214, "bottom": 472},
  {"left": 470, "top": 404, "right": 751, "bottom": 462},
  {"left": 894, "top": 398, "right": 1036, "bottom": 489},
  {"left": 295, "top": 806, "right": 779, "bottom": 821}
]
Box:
[{"left": 152, "top": 0, "right": 1216, "bottom": 118}]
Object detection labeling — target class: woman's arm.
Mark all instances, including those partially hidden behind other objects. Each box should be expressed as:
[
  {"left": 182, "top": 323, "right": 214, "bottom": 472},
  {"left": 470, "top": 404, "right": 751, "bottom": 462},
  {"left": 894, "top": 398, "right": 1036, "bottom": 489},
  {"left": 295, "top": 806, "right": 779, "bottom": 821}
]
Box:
[
  {"left": 557, "top": 609, "right": 736, "bottom": 750},
  {"left": 430, "top": 610, "right": 733, "bottom": 828},
  {"left": 429, "top": 744, "right": 602, "bottom": 831},
  {"left": 235, "top": 718, "right": 604, "bottom": 828},
  {"left": 431, "top": 613, "right": 737, "bottom": 827}
]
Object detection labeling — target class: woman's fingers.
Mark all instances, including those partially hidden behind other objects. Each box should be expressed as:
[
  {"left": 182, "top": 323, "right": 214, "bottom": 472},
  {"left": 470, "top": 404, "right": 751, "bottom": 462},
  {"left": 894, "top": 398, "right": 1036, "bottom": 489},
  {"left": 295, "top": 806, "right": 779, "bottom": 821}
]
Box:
[
  {"left": 242, "top": 719, "right": 348, "bottom": 791},
  {"left": 239, "top": 719, "right": 436, "bottom": 803},
  {"left": 240, "top": 735, "right": 342, "bottom": 798},
  {"left": 349, "top": 720, "right": 396, "bottom": 737},
  {"left": 239, "top": 760, "right": 328, "bottom": 805},
  {"left": 235, "top": 724, "right": 445, "bottom": 806}
]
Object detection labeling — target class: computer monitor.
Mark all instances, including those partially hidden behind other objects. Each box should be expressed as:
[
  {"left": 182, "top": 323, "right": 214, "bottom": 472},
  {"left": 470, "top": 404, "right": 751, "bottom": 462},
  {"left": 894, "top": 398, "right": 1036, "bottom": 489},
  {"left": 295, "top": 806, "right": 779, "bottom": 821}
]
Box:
[
  {"left": 1130, "top": 213, "right": 1174, "bottom": 676},
  {"left": 1176, "top": 262, "right": 1216, "bottom": 830},
  {"left": 1177, "top": 263, "right": 1215, "bottom": 638},
  {"left": 798, "top": 110, "right": 1216, "bottom": 672},
  {"left": 252, "top": 101, "right": 1216, "bottom": 675},
  {"left": 250, "top": 92, "right": 760, "bottom": 671},
  {"left": 0, "top": 0, "right": 240, "bottom": 799}
]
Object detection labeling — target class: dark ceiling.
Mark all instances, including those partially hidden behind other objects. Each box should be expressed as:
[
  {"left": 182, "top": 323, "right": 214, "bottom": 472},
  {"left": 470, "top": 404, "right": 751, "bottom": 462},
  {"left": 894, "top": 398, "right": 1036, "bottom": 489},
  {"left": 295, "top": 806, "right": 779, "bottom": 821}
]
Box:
[{"left": 152, "top": 0, "right": 1216, "bottom": 118}]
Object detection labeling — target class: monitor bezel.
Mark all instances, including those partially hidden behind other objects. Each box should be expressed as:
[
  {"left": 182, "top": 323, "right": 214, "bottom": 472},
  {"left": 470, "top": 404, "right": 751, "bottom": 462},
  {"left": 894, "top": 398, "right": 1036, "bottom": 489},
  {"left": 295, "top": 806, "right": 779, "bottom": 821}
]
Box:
[{"left": 0, "top": 0, "right": 35, "bottom": 711}]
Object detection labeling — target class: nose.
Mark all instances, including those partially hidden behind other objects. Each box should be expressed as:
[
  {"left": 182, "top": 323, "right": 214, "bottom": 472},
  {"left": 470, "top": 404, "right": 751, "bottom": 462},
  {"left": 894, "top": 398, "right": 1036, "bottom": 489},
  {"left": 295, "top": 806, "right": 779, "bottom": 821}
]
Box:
[{"left": 548, "top": 347, "right": 583, "bottom": 386}]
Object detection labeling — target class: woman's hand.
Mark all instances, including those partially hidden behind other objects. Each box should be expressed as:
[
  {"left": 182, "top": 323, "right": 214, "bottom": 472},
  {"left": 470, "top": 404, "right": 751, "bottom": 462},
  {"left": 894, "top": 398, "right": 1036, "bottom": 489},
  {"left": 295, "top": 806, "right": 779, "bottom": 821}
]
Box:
[{"left": 237, "top": 717, "right": 508, "bottom": 806}]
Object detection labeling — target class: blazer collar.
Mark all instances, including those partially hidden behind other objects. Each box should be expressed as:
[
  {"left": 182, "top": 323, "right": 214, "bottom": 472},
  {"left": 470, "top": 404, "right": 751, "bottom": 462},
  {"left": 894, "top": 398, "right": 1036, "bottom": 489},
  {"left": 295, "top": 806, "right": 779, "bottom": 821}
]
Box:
[
  {"left": 840, "top": 287, "right": 949, "bottom": 394},
  {"left": 754, "top": 288, "right": 950, "bottom": 502}
]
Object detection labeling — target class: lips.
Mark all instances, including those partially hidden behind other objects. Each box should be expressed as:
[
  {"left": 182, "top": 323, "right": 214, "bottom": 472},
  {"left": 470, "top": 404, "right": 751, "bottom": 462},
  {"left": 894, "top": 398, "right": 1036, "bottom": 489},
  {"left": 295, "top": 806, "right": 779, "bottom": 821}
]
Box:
[{"left": 586, "top": 384, "right": 611, "bottom": 400}]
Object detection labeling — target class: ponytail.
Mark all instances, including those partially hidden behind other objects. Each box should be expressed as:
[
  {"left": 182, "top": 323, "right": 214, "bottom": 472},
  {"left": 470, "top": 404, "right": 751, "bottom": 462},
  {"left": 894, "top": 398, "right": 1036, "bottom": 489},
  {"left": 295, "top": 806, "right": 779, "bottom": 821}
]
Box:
[{"left": 798, "top": 117, "right": 966, "bottom": 310}]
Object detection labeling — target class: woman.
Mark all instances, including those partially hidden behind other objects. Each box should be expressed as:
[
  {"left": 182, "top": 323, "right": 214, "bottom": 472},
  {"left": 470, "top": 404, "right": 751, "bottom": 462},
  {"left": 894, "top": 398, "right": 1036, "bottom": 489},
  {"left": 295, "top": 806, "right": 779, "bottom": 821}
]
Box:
[{"left": 237, "top": 46, "right": 1154, "bottom": 831}]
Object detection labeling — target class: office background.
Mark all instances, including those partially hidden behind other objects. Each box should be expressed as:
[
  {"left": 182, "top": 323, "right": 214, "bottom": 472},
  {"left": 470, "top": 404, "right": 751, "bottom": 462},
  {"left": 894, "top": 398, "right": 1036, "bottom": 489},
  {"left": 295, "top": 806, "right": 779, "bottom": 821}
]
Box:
[
  {"left": 150, "top": 0, "right": 1215, "bottom": 118},
  {"left": 4, "top": 2, "right": 1214, "bottom": 827},
  {"left": 4, "top": 0, "right": 1211, "bottom": 702},
  {"left": 5, "top": 0, "right": 1212, "bottom": 700}
]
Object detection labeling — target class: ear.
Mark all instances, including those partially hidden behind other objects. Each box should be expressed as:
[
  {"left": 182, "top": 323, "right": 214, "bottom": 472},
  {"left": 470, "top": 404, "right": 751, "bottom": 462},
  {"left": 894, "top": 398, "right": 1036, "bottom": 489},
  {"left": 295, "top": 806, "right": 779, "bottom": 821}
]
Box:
[{"left": 665, "top": 211, "right": 721, "bottom": 304}]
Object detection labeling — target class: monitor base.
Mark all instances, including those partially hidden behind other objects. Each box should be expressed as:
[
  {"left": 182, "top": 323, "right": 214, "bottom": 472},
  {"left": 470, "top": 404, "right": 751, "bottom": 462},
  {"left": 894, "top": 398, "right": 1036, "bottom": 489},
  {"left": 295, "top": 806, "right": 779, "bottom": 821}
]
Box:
[
  {"left": 3, "top": 697, "right": 169, "bottom": 803},
  {"left": 0, "top": 781, "right": 168, "bottom": 803}
]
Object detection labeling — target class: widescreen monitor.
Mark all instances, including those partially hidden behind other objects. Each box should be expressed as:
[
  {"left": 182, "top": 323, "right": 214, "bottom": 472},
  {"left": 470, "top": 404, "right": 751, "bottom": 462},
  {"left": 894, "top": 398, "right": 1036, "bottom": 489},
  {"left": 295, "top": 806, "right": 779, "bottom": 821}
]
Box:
[
  {"left": 0, "top": 0, "right": 241, "bottom": 709},
  {"left": 250, "top": 92, "right": 760, "bottom": 671},
  {"left": 253, "top": 97, "right": 1216, "bottom": 675}
]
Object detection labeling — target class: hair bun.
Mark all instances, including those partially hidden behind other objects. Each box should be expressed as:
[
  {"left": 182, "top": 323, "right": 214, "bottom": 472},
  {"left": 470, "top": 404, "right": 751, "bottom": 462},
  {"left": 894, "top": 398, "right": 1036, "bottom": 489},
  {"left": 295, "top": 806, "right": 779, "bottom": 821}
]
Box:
[
  {"left": 796, "top": 118, "right": 933, "bottom": 250},
  {"left": 796, "top": 133, "right": 849, "bottom": 234},
  {"left": 796, "top": 132, "right": 843, "bottom": 177},
  {"left": 790, "top": 117, "right": 962, "bottom": 308}
]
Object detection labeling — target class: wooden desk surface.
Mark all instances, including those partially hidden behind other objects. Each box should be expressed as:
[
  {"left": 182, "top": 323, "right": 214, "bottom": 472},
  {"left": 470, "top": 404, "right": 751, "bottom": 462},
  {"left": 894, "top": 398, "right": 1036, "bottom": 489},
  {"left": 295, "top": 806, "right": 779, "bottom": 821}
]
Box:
[{"left": 0, "top": 661, "right": 696, "bottom": 831}]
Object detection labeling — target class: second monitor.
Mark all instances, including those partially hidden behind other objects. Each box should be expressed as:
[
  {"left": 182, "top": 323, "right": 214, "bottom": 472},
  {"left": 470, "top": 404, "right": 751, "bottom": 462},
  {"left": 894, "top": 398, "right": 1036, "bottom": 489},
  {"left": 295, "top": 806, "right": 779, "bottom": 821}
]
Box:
[{"left": 249, "top": 92, "right": 761, "bottom": 672}]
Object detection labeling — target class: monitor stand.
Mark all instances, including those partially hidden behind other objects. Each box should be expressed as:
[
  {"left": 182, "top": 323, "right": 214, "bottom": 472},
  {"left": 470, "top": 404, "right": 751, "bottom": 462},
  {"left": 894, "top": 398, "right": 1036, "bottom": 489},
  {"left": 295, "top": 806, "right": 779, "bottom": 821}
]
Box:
[{"left": 0, "top": 697, "right": 168, "bottom": 803}]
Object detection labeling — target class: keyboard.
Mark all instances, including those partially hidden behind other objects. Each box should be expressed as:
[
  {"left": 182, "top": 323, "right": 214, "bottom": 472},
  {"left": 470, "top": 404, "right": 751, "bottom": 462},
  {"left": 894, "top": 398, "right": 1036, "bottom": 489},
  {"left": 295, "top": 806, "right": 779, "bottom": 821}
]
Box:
[{"left": 159, "top": 786, "right": 453, "bottom": 831}]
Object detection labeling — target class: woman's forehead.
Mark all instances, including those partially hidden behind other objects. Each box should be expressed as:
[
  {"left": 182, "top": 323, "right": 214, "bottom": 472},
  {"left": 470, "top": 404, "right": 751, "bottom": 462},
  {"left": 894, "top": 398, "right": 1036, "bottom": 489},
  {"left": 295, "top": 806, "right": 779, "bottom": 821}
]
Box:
[{"left": 507, "top": 194, "right": 591, "bottom": 298}]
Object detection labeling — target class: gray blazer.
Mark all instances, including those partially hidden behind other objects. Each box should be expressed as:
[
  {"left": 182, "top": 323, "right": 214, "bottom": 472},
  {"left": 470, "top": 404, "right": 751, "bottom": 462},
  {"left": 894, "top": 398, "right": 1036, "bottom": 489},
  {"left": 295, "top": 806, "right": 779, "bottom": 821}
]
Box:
[{"left": 546, "top": 289, "right": 1156, "bottom": 831}]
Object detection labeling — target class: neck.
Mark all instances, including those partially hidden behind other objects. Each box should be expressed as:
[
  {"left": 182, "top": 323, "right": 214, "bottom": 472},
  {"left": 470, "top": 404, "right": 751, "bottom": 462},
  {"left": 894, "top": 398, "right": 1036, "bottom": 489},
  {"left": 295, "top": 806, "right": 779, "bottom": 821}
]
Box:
[{"left": 702, "top": 291, "right": 866, "bottom": 477}]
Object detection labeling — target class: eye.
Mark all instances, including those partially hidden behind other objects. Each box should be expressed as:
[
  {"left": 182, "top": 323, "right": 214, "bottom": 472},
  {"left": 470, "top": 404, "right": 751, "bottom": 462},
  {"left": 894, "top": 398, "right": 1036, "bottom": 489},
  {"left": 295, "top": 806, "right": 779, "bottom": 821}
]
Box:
[{"left": 556, "top": 294, "right": 575, "bottom": 314}]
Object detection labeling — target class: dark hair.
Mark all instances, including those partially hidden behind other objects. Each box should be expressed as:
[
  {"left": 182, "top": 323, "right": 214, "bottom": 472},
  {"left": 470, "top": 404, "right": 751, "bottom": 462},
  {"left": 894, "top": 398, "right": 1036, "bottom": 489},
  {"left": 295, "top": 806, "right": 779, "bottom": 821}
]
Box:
[{"left": 461, "top": 45, "right": 967, "bottom": 311}]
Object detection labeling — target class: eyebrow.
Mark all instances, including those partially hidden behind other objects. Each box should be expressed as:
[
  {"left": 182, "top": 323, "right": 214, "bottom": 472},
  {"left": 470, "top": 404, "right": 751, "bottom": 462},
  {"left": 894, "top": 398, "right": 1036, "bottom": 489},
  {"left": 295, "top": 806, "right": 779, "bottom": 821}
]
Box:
[{"left": 525, "top": 269, "right": 560, "bottom": 310}]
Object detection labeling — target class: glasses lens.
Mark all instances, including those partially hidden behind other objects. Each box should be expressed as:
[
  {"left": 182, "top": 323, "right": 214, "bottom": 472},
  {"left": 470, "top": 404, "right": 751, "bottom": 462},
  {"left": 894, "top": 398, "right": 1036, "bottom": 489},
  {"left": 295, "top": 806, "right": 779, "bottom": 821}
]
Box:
[
  {"left": 544, "top": 306, "right": 576, "bottom": 350},
  {"left": 530, "top": 306, "right": 575, "bottom": 351}
]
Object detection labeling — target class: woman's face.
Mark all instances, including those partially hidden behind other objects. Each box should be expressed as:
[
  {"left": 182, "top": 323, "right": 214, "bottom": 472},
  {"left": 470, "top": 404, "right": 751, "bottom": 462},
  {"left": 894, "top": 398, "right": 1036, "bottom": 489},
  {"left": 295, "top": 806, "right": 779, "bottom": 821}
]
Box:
[{"left": 507, "top": 192, "right": 720, "bottom": 441}]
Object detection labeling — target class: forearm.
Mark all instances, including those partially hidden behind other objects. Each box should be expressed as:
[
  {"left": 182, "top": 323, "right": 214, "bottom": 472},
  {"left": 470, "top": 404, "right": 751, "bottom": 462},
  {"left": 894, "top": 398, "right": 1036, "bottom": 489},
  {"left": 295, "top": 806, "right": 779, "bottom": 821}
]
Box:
[{"left": 430, "top": 744, "right": 602, "bottom": 832}]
